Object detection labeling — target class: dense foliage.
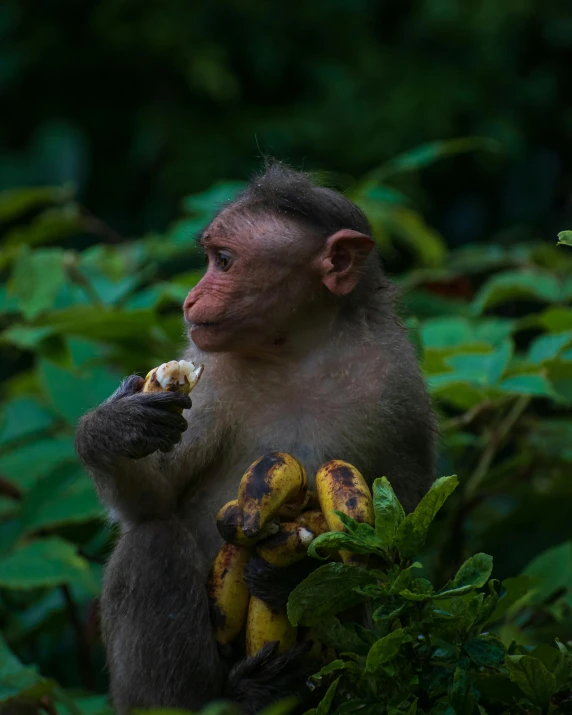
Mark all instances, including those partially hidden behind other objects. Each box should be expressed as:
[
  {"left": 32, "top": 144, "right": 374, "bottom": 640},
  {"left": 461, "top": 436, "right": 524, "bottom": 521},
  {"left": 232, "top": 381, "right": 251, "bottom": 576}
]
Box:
[
  {"left": 0, "top": 139, "right": 572, "bottom": 713},
  {"left": 289, "top": 476, "right": 572, "bottom": 715}
]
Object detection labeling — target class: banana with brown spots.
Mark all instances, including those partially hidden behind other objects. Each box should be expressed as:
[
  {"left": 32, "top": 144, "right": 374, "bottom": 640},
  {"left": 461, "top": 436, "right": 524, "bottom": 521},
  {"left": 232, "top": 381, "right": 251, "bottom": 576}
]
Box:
[
  {"left": 245, "top": 596, "right": 297, "bottom": 656},
  {"left": 238, "top": 452, "right": 307, "bottom": 538},
  {"left": 315, "top": 460, "right": 374, "bottom": 564},
  {"left": 207, "top": 543, "right": 250, "bottom": 645}
]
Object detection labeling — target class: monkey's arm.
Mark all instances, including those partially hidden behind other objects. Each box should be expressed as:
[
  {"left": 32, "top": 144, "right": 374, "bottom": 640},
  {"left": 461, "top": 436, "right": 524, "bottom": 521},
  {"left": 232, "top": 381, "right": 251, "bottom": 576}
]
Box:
[{"left": 75, "top": 376, "right": 192, "bottom": 522}]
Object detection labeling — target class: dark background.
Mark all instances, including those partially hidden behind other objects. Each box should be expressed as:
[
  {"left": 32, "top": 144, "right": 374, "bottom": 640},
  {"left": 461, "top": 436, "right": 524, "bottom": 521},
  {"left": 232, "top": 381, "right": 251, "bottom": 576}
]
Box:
[{"left": 2, "top": 0, "right": 571, "bottom": 242}]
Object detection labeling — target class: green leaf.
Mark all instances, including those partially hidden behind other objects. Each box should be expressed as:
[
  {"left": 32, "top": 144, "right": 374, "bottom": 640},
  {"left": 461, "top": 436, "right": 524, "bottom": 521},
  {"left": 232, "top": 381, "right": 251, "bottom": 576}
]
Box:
[
  {"left": 309, "top": 660, "right": 346, "bottom": 684},
  {"left": 0, "top": 185, "right": 72, "bottom": 222},
  {"left": 395, "top": 475, "right": 459, "bottom": 560},
  {"left": 308, "top": 531, "right": 380, "bottom": 560},
  {"left": 0, "top": 537, "right": 97, "bottom": 592},
  {"left": 421, "top": 317, "right": 514, "bottom": 349},
  {"left": 313, "top": 617, "right": 371, "bottom": 656},
  {"left": 389, "top": 562, "right": 423, "bottom": 595},
  {"left": 505, "top": 655, "right": 556, "bottom": 706},
  {"left": 39, "top": 359, "right": 122, "bottom": 426},
  {"left": 449, "top": 667, "right": 474, "bottom": 715},
  {"left": 523, "top": 541, "right": 572, "bottom": 604},
  {"left": 528, "top": 332, "right": 572, "bottom": 364},
  {"left": 428, "top": 704, "right": 455, "bottom": 715},
  {"left": 0, "top": 633, "right": 56, "bottom": 700},
  {"left": 257, "top": 699, "right": 299, "bottom": 715},
  {"left": 316, "top": 677, "right": 340, "bottom": 715},
  {"left": 464, "top": 634, "right": 506, "bottom": 667},
  {"left": 372, "top": 602, "right": 406, "bottom": 622},
  {"left": 498, "top": 373, "right": 554, "bottom": 397},
  {"left": 0, "top": 397, "right": 55, "bottom": 446},
  {"left": 0, "top": 324, "right": 55, "bottom": 349},
  {"left": 0, "top": 497, "right": 19, "bottom": 518},
  {"left": 365, "top": 628, "right": 409, "bottom": 672},
  {"left": 331, "top": 512, "right": 380, "bottom": 545},
  {"left": 486, "top": 575, "right": 534, "bottom": 624},
  {"left": 287, "top": 563, "right": 375, "bottom": 627},
  {"left": 445, "top": 339, "right": 513, "bottom": 386},
  {"left": 33, "top": 306, "right": 157, "bottom": 341},
  {"left": 18, "top": 463, "right": 102, "bottom": 536},
  {"left": 372, "top": 477, "right": 404, "bottom": 550},
  {"left": 435, "top": 553, "right": 493, "bottom": 598},
  {"left": 7, "top": 246, "right": 68, "bottom": 319},
  {"left": 2, "top": 206, "right": 83, "bottom": 251},
  {"left": 557, "top": 230, "right": 572, "bottom": 246},
  {"left": 472, "top": 270, "right": 562, "bottom": 315},
  {"left": 0, "top": 436, "right": 76, "bottom": 490}
]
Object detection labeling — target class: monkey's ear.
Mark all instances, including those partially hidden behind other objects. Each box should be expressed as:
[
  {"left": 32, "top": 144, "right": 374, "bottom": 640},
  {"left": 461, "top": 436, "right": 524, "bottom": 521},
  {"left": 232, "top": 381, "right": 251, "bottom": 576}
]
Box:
[{"left": 318, "top": 229, "right": 375, "bottom": 296}]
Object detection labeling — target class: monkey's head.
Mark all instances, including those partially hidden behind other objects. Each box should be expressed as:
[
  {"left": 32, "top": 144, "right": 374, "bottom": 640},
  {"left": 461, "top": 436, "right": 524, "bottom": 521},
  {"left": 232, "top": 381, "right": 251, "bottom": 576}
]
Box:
[{"left": 183, "top": 163, "right": 380, "bottom": 355}]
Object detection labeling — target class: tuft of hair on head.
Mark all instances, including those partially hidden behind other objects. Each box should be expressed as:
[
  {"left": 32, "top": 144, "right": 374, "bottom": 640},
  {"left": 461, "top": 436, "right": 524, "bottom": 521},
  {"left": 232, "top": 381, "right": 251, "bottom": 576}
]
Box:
[{"left": 229, "top": 160, "right": 373, "bottom": 241}]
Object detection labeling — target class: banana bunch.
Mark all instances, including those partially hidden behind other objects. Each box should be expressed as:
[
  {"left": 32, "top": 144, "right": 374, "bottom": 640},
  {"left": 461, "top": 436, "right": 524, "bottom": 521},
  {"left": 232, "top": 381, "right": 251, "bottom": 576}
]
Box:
[{"left": 208, "top": 454, "right": 374, "bottom": 658}]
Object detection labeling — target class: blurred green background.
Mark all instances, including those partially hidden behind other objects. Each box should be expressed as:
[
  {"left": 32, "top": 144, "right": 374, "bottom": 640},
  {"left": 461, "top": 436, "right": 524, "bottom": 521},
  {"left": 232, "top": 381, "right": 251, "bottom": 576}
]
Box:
[{"left": 1, "top": 1, "right": 572, "bottom": 712}]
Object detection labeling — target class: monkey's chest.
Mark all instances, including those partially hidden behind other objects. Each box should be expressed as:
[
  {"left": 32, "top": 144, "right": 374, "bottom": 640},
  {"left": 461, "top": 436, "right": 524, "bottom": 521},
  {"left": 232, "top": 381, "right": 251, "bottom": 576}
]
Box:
[{"left": 180, "top": 402, "right": 378, "bottom": 572}]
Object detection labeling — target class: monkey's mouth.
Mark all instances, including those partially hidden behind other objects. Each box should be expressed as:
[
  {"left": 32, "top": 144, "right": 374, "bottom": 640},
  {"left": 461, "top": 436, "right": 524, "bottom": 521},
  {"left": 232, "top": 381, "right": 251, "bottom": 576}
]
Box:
[{"left": 191, "top": 321, "right": 220, "bottom": 329}]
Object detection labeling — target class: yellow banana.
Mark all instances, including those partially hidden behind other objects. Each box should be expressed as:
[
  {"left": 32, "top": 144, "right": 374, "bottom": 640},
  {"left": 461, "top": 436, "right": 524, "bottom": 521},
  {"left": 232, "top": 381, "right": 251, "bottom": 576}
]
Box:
[
  {"left": 238, "top": 452, "right": 307, "bottom": 538},
  {"left": 295, "top": 509, "right": 329, "bottom": 536},
  {"left": 216, "top": 499, "right": 279, "bottom": 547},
  {"left": 256, "top": 522, "right": 314, "bottom": 567},
  {"left": 143, "top": 359, "right": 203, "bottom": 395},
  {"left": 315, "top": 460, "right": 374, "bottom": 564},
  {"left": 207, "top": 543, "right": 250, "bottom": 645},
  {"left": 245, "top": 596, "right": 297, "bottom": 656}
]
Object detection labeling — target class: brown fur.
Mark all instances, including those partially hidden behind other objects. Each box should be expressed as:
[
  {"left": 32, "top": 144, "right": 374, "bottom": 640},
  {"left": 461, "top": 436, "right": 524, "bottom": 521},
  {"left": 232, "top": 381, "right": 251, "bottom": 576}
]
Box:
[{"left": 76, "top": 165, "right": 436, "bottom": 714}]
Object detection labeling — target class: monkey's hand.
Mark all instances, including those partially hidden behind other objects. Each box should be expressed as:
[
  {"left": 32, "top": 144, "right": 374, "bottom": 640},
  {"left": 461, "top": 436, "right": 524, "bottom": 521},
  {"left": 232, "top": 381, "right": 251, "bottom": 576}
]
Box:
[
  {"left": 76, "top": 375, "right": 192, "bottom": 468},
  {"left": 225, "top": 641, "right": 313, "bottom": 715}
]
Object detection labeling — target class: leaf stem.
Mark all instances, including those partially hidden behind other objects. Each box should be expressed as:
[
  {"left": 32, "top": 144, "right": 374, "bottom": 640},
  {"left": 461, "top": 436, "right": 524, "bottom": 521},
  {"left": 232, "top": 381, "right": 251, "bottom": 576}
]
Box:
[{"left": 465, "top": 395, "right": 530, "bottom": 499}]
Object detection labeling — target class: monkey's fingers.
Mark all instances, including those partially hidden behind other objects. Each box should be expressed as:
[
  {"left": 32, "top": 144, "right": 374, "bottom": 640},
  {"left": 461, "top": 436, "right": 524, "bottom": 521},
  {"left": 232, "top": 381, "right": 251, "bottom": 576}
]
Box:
[
  {"left": 108, "top": 375, "right": 145, "bottom": 401},
  {"left": 137, "top": 405, "right": 189, "bottom": 431},
  {"left": 135, "top": 391, "right": 193, "bottom": 413}
]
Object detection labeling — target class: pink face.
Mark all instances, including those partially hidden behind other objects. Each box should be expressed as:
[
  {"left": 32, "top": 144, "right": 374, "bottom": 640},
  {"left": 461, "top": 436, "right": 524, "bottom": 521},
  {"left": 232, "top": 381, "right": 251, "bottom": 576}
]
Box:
[{"left": 183, "top": 216, "right": 318, "bottom": 354}]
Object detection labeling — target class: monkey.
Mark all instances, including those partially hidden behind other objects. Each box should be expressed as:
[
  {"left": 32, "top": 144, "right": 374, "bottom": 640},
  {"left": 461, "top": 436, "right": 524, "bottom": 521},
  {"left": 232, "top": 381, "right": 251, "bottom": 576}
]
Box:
[{"left": 75, "top": 163, "right": 437, "bottom": 714}]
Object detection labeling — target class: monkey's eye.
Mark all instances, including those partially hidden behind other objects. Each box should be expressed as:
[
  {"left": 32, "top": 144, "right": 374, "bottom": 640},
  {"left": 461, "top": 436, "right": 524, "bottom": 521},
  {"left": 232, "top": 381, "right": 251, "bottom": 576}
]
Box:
[{"left": 214, "top": 250, "right": 233, "bottom": 272}]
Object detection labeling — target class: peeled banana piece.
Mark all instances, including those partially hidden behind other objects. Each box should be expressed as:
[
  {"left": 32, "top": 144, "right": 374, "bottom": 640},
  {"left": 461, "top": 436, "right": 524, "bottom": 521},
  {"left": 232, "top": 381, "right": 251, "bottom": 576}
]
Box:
[
  {"left": 238, "top": 452, "right": 308, "bottom": 538},
  {"left": 207, "top": 543, "right": 250, "bottom": 645},
  {"left": 143, "top": 359, "right": 203, "bottom": 395},
  {"left": 245, "top": 596, "right": 297, "bottom": 656},
  {"left": 315, "top": 460, "right": 374, "bottom": 564},
  {"left": 256, "top": 522, "right": 314, "bottom": 567},
  {"left": 216, "top": 499, "right": 279, "bottom": 547}
]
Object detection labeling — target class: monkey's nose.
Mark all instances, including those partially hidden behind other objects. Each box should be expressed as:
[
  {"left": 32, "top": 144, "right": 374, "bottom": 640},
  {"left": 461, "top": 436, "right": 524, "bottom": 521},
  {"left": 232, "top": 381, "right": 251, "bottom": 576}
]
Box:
[{"left": 183, "top": 289, "right": 197, "bottom": 319}]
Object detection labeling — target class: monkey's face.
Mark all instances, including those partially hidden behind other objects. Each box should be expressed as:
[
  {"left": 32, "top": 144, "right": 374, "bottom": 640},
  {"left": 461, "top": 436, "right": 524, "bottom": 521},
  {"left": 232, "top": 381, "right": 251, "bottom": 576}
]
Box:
[{"left": 183, "top": 215, "right": 320, "bottom": 355}]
